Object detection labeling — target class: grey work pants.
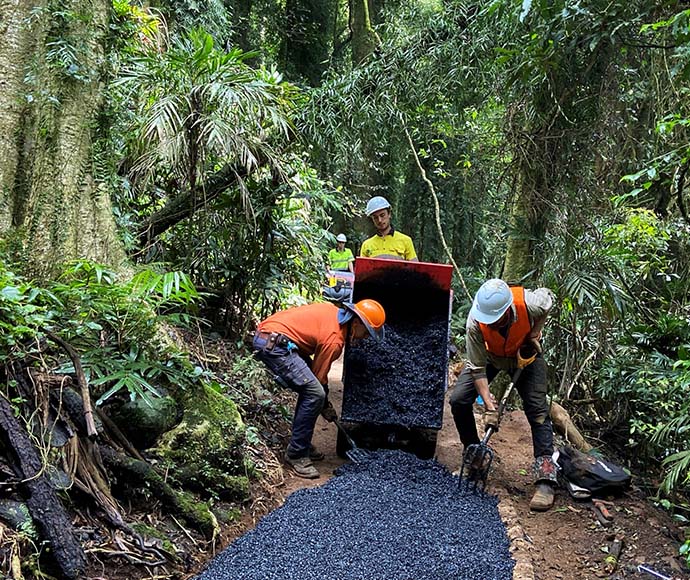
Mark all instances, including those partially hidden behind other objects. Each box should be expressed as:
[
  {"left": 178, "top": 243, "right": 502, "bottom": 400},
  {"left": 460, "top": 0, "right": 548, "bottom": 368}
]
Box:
[
  {"left": 448, "top": 356, "right": 553, "bottom": 458},
  {"left": 253, "top": 334, "right": 325, "bottom": 458}
]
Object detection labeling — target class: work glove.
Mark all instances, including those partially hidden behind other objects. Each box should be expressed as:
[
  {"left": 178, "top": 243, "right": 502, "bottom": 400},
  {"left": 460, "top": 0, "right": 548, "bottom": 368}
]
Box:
[
  {"left": 484, "top": 409, "right": 500, "bottom": 431},
  {"left": 528, "top": 331, "right": 543, "bottom": 354},
  {"left": 517, "top": 341, "right": 539, "bottom": 368},
  {"left": 320, "top": 399, "right": 338, "bottom": 423}
]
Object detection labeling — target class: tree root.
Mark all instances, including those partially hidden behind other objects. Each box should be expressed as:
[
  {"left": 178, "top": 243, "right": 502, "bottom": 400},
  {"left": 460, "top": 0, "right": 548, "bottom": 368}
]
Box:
[
  {"left": 0, "top": 393, "right": 86, "bottom": 580},
  {"left": 99, "top": 446, "right": 218, "bottom": 540}
]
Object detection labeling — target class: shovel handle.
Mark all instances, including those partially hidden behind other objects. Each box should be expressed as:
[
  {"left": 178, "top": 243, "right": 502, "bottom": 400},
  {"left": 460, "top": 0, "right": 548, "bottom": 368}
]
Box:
[{"left": 333, "top": 418, "right": 357, "bottom": 449}]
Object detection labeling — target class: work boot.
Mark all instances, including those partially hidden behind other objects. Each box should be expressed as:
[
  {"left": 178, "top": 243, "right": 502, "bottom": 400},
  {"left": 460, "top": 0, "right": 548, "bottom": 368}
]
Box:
[
  {"left": 284, "top": 453, "right": 320, "bottom": 479},
  {"left": 529, "top": 483, "right": 555, "bottom": 511},
  {"left": 529, "top": 455, "right": 558, "bottom": 511},
  {"left": 309, "top": 445, "right": 325, "bottom": 461}
]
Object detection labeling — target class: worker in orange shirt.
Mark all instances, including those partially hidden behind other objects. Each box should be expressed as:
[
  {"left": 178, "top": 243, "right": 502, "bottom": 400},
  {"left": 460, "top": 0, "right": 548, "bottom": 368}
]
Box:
[{"left": 252, "top": 300, "right": 386, "bottom": 479}]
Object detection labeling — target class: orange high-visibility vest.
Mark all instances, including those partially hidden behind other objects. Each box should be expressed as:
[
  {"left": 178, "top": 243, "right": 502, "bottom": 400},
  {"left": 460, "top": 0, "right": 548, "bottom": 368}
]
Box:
[{"left": 479, "top": 287, "right": 531, "bottom": 357}]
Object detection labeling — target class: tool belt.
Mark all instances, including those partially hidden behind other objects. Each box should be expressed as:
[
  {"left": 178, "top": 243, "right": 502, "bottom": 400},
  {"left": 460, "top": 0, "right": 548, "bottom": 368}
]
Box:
[{"left": 254, "top": 330, "right": 291, "bottom": 351}]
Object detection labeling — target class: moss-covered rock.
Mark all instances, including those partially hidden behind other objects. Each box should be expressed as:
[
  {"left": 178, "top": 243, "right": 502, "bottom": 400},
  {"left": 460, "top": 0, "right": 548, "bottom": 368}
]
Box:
[
  {"left": 213, "top": 506, "right": 242, "bottom": 524},
  {"left": 153, "top": 382, "right": 249, "bottom": 500},
  {"left": 108, "top": 391, "right": 181, "bottom": 449}
]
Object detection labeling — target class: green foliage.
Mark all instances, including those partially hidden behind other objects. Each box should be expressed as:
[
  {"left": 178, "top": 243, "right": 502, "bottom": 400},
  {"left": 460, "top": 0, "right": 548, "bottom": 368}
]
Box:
[
  {"left": 0, "top": 264, "right": 50, "bottom": 359},
  {"left": 111, "top": 26, "right": 339, "bottom": 331},
  {"left": 116, "top": 27, "right": 298, "bottom": 190},
  {"left": 154, "top": 0, "right": 234, "bottom": 46},
  {"left": 47, "top": 260, "right": 202, "bottom": 403},
  {"left": 302, "top": 2, "right": 501, "bottom": 266},
  {"left": 551, "top": 204, "right": 690, "bottom": 494},
  {"left": 0, "top": 256, "right": 205, "bottom": 405}
]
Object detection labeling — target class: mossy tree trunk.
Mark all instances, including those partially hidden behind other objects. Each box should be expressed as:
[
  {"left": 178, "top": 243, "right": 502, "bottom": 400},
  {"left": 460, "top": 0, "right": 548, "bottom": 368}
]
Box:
[
  {"left": 0, "top": 0, "right": 125, "bottom": 278},
  {"left": 502, "top": 166, "right": 549, "bottom": 285},
  {"left": 350, "top": 0, "right": 380, "bottom": 66}
]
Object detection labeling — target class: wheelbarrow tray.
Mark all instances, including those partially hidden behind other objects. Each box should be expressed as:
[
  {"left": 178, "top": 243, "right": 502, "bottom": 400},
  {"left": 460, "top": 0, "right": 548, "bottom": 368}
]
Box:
[{"left": 341, "top": 258, "right": 453, "bottom": 432}]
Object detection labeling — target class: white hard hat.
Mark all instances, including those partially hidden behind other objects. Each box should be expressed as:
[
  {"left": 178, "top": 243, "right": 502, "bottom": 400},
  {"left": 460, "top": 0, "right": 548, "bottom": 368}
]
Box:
[
  {"left": 365, "top": 196, "right": 391, "bottom": 217},
  {"left": 336, "top": 233, "right": 347, "bottom": 242},
  {"left": 470, "top": 279, "right": 513, "bottom": 324}
]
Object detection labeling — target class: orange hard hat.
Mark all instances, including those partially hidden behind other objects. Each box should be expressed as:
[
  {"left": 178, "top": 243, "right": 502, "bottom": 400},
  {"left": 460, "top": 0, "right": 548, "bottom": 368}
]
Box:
[{"left": 349, "top": 299, "right": 386, "bottom": 340}]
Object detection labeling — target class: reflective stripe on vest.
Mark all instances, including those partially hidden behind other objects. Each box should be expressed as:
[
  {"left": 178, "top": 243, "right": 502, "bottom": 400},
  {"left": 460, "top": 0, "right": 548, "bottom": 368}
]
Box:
[{"left": 479, "top": 287, "right": 531, "bottom": 357}]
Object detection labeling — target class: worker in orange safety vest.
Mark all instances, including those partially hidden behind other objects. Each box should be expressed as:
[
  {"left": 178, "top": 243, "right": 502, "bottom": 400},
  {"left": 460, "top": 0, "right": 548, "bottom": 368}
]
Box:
[{"left": 449, "top": 279, "right": 557, "bottom": 511}]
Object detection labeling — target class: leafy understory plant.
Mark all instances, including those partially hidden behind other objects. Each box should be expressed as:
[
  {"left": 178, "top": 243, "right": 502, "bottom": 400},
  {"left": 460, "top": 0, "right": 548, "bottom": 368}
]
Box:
[{"left": 43, "top": 260, "right": 203, "bottom": 404}]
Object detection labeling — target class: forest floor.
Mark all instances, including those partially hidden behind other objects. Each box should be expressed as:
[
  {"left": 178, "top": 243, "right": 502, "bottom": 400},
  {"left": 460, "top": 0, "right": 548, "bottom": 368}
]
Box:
[
  {"left": 179, "top": 357, "right": 690, "bottom": 580},
  {"left": 89, "top": 361, "right": 690, "bottom": 580}
]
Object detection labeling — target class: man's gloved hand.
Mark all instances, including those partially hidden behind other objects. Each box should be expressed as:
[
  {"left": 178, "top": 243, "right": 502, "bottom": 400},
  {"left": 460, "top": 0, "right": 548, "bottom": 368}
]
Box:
[
  {"left": 529, "top": 337, "right": 542, "bottom": 354},
  {"left": 528, "top": 331, "right": 543, "bottom": 354},
  {"left": 320, "top": 399, "right": 338, "bottom": 423},
  {"left": 484, "top": 409, "right": 500, "bottom": 431}
]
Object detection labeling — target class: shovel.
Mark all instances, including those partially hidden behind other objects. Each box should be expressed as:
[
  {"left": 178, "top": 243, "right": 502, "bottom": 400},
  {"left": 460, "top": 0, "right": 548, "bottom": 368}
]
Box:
[
  {"left": 459, "top": 345, "right": 537, "bottom": 493},
  {"left": 333, "top": 417, "right": 370, "bottom": 463}
]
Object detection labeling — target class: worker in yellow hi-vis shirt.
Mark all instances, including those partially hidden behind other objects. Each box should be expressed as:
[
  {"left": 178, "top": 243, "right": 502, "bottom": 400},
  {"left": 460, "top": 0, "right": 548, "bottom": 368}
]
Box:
[
  {"left": 360, "top": 196, "right": 418, "bottom": 261},
  {"left": 328, "top": 233, "right": 355, "bottom": 272}
]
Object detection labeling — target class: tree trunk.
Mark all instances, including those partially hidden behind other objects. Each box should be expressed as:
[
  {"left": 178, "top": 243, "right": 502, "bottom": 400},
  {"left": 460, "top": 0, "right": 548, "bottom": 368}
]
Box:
[
  {"left": 0, "top": 0, "right": 40, "bottom": 233},
  {"left": 350, "top": 0, "right": 380, "bottom": 66},
  {"left": 502, "top": 169, "right": 546, "bottom": 285},
  {"left": 0, "top": 0, "right": 125, "bottom": 278}
]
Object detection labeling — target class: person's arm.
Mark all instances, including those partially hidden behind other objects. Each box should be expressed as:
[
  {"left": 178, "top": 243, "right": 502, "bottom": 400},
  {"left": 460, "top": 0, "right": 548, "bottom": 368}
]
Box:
[
  {"left": 347, "top": 250, "right": 355, "bottom": 273},
  {"left": 473, "top": 376, "right": 495, "bottom": 410},
  {"left": 465, "top": 322, "right": 495, "bottom": 411},
  {"left": 525, "top": 288, "right": 555, "bottom": 352},
  {"left": 404, "top": 236, "right": 418, "bottom": 261},
  {"left": 311, "top": 341, "right": 343, "bottom": 385}
]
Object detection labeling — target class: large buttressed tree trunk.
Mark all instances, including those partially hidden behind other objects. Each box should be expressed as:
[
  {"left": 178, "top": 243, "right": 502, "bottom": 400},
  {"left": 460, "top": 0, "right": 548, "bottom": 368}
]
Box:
[{"left": 0, "top": 0, "right": 125, "bottom": 278}]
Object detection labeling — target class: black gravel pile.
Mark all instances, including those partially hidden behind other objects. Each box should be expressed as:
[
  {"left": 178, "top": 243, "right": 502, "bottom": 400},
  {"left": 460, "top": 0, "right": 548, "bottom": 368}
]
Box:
[
  {"left": 343, "top": 318, "right": 448, "bottom": 428},
  {"left": 195, "top": 450, "right": 514, "bottom": 580},
  {"left": 343, "top": 269, "right": 451, "bottom": 429}
]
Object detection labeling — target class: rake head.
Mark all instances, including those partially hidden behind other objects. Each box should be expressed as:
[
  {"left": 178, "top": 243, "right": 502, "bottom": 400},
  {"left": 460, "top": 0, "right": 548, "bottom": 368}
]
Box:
[
  {"left": 346, "top": 446, "right": 371, "bottom": 463},
  {"left": 458, "top": 442, "right": 494, "bottom": 493}
]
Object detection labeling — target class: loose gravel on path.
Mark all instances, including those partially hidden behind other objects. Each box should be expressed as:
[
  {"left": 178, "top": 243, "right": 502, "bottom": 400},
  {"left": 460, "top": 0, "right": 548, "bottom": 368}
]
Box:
[{"left": 195, "top": 450, "right": 514, "bottom": 580}]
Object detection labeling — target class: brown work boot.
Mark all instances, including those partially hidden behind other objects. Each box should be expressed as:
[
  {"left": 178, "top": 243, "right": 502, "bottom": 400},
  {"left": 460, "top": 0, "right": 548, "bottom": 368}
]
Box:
[
  {"left": 529, "top": 483, "right": 555, "bottom": 511},
  {"left": 284, "top": 453, "right": 320, "bottom": 479}
]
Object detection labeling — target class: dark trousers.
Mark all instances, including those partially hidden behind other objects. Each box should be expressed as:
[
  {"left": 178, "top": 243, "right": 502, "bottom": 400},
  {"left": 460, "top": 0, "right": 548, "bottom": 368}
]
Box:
[
  {"left": 253, "top": 335, "right": 325, "bottom": 458},
  {"left": 448, "top": 357, "right": 553, "bottom": 458}
]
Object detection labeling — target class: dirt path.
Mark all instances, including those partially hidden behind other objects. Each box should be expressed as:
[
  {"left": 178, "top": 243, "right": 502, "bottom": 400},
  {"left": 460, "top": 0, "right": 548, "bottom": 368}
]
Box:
[{"left": 254, "top": 359, "right": 689, "bottom": 580}]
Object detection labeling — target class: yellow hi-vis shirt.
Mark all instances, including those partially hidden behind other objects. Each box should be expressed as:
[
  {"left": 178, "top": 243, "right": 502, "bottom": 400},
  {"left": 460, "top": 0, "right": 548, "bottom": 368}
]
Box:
[
  {"left": 328, "top": 248, "right": 354, "bottom": 270},
  {"left": 360, "top": 229, "right": 417, "bottom": 260}
]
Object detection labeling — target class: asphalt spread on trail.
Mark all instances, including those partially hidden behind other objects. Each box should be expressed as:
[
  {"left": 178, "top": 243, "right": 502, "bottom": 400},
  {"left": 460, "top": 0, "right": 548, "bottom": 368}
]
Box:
[{"left": 195, "top": 450, "right": 514, "bottom": 580}]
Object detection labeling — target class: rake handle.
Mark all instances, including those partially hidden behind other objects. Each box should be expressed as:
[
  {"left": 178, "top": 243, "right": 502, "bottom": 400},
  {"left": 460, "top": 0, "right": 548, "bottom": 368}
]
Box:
[
  {"left": 334, "top": 418, "right": 357, "bottom": 449},
  {"left": 481, "top": 367, "right": 523, "bottom": 444}
]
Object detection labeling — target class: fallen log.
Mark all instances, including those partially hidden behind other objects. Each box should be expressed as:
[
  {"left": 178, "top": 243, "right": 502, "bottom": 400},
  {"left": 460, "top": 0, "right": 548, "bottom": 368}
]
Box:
[
  {"left": 550, "top": 401, "right": 592, "bottom": 452},
  {"left": 0, "top": 393, "right": 86, "bottom": 579}
]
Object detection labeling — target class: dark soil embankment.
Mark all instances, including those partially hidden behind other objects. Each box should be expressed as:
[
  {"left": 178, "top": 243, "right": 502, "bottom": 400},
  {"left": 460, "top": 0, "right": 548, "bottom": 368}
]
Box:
[{"left": 195, "top": 450, "right": 514, "bottom": 580}]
